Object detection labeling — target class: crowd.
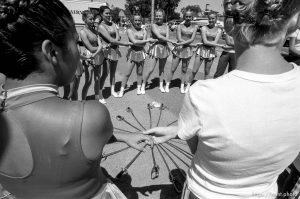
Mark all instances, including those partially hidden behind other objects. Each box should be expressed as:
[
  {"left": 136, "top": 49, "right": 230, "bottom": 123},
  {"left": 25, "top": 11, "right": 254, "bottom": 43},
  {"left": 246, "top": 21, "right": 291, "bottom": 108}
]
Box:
[
  {"left": 1, "top": 0, "right": 300, "bottom": 198},
  {"left": 65, "top": 6, "right": 236, "bottom": 103}
]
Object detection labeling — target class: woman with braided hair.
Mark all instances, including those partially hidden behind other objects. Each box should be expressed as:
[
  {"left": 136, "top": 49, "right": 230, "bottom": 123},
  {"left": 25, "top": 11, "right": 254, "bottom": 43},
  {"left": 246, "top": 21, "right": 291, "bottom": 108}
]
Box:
[
  {"left": 0, "top": 0, "right": 151, "bottom": 198},
  {"left": 145, "top": 0, "right": 300, "bottom": 198}
]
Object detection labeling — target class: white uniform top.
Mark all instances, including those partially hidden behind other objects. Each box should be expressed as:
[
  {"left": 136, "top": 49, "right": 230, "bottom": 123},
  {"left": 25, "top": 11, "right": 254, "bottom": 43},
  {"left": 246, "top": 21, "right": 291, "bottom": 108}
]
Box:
[{"left": 178, "top": 64, "right": 300, "bottom": 199}]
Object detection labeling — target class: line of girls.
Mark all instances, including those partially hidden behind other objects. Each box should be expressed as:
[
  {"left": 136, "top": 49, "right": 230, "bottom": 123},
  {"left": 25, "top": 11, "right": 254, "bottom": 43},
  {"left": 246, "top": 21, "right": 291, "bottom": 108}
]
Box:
[{"left": 78, "top": 7, "right": 232, "bottom": 103}]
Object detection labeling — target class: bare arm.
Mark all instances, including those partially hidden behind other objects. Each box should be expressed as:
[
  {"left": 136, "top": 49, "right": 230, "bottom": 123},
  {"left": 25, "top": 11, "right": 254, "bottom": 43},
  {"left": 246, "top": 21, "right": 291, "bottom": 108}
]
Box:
[
  {"left": 127, "top": 29, "right": 149, "bottom": 46},
  {"left": 98, "top": 24, "right": 130, "bottom": 46},
  {"left": 151, "top": 24, "right": 175, "bottom": 44},
  {"left": 289, "top": 37, "right": 300, "bottom": 57},
  {"left": 176, "top": 24, "right": 183, "bottom": 42},
  {"left": 201, "top": 26, "right": 223, "bottom": 48},
  {"left": 225, "top": 34, "right": 234, "bottom": 47},
  {"left": 79, "top": 29, "right": 98, "bottom": 53},
  {"left": 177, "top": 25, "right": 198, "bottom": 46}
]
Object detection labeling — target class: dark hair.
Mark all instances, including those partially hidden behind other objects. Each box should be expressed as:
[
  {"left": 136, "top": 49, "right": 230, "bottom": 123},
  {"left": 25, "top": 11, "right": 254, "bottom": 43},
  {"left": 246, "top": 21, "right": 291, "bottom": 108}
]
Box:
[
  {"left": 99, "top": 5, "right": 110, "bottom": 16},
  {"left": 227, "top": 0, "right": 300, "bottom": 46},
  {"left": 0, "top": 0, "right": 75, "bottom": 79},
  {"left": 82, "top": 10, "right": 93, "bottom": 21}
]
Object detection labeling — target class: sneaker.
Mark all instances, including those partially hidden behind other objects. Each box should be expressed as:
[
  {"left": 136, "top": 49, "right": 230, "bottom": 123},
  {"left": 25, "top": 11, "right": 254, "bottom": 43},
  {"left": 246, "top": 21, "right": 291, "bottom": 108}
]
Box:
[
  {"left": 159, "top": 87, "right": 165, "bottom": 93},
  {"left": 140, "top": 87, "right": 145, "bottom": 95},
  {"left": 165, "top": 86, "right": 169, "bottom": 93},
  {"left": 99, "top": 98, "right": 107, "bottom": 104},
  {"left": 180, "top": 87, "right": 185, "bottom": 94},
  {"left": 118, "top": 91, "right": 124, "bottom": 98},
  {"left": 137, "top": 89, "right": 141, "bottom": 95},
  {"left": 111, "top": 91, "right": 119, "bottom": 98}
]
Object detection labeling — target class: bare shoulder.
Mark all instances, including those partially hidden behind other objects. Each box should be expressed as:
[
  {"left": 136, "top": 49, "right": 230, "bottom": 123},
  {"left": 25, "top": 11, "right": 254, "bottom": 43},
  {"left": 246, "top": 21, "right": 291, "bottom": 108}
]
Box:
[{"left": 81, "top": 101, "right": 113, "bottom": 160}]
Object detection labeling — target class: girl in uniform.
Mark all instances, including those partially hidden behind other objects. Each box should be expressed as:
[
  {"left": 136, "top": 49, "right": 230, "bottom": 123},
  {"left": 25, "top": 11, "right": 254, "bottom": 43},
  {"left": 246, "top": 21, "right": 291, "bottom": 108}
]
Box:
[
  {"left": 165, "top": 10, "right": 200, "bottom": 94},
  {"left": 118, "top": 14, "right": 157, "bottom": 97},
  {"left": 186, "top": 13, "right": 223, "bottom": 91},
  {"left": 79, "top": 10, "right": 104, "bottom": 102},
  {"left": 98, "top": 6, "right": 131, "bottom": 102},
  {"left": 141, "top": 9, "right": 176, "bottom": 94}
]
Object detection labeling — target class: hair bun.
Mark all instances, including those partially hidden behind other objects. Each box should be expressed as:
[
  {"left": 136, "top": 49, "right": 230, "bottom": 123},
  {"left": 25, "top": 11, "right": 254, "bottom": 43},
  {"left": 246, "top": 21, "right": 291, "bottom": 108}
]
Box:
[
  {"left": 0, "top": 0, "right": 30, "bottom": 28},
  {"left": 256, "top": 0, "right": 283, "bottom": 26}
]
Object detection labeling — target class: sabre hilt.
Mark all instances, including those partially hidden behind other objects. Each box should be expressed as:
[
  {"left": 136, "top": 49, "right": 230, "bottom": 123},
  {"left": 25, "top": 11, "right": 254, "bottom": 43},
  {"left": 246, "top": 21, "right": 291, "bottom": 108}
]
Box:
[
  {"left": 151, "top": 165, "right": 160, "bottom": 179},
  {"left": 116, "top": 168, "right": 128, "bottom": 179}
]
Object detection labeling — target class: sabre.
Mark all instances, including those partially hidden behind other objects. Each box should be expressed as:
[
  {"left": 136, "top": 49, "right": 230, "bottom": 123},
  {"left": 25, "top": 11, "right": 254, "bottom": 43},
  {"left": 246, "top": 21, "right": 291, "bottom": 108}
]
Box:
[
  {"left": 165, "top": 142, "right": 192, "bottom": 160},
  {"left": 147, "top": 103, "right": 152, "bottom": 128},
  {"left": 114, "top": 127, "right": 135, "bottom": 134},
  {"left": 160, "top": 143, "right": 190, "bottom": 168},
  {"left": 150, "top": 145, "right": 159, "bottom": 179},
  {"left": 167, "top": 120, "right": 177, "bottom": 127},
  {"left": 169, "top": 139, "right": 188, "bottom": 146},
  {"left": 101, "top": 146, "right": 131, "bottom": 161},
  {"left": 116, "top": 144, "right": 147, "bottom": 179},
  {"left": 158, "top": 144, "right": 186, "bottom": 179},
  {"left": 156, "top": 143, "right": 183, "bottom": 193},
  {"left": 156, "top": 103, "right": 165, "bottom": 127},
  {"left": 116, "top": 115, "right": 142, "bottom": 132},
  {"left": 126, "top": 107, "right": 146, "bottom": 130}
]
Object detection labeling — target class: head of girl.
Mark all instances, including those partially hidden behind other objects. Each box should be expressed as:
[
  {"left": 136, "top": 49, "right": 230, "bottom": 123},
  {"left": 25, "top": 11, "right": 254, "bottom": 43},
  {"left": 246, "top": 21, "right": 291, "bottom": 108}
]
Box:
[
  {"left": 99, "top": 6, "right": 111, "bottom": 24},
  {"left": 224, "top": 0, "right": 300, "bottom": 47},
  {"left": 0, "top": 0, "right": 79, "bottom": 86},
  {"left": 184, "top": 10, "right": 193, "bottom": 24},
  {"left": 155, "top": 9, "right": 165, "bottom": 24},
  {"left": 208, "top": 13, "right": 217, "bottom": 27},
  {"left": 82, "top": 10, "right": 95, "bottom": 29},
  {"left": 132, "top": 14, "right": 142, "bottom": 29},
  {"left": 94, "top": 15, "right": 101, "bottom": 30}
]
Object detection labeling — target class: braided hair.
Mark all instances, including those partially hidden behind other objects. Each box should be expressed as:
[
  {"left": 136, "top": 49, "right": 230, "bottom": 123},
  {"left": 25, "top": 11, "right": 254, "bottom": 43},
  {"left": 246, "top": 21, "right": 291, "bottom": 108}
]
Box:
[
  {"left": 224, "top": 0, "right": 300, "bottom": 46},
  {"left": 0, "top": 0, "right": 75, "bottom": 79}
]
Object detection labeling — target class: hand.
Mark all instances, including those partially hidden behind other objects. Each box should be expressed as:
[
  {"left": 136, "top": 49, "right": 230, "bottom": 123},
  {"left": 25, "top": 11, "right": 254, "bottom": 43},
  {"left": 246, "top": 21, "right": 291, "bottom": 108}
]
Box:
[
  {"left": 222, "top": 45, "right": 232, "bottom": 50},
  {"left": 196, "top": 42, "right": 203, "bottom": 46},
  {"left": 170, "top": 40, "right": 177, "bottom": 46},
  {"left": 148, "top": 38, "right": 158, "bottom": 43},
  {"left": 143, "top": 126, "right": 178, "bottom": 144},
  {"left": 128, "top": 42, "right": 133, "bottom": 46},
  {"left": 123, "top": 132, "right": 153, "bottom": 151}
]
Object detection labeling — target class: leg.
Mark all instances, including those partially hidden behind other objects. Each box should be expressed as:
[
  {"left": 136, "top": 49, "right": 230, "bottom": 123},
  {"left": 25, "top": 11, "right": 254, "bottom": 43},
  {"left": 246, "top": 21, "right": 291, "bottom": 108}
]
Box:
[
  {"left": 158, "top": 58, "right": 168, "bottom": 93},
  {"left": 227, "top": 53, "right": 237, "bottom": 72},
  {"left": 188, "top": 55, "right": 203, "bottom": 83},
  {"left": 99, "top": 59, "right": 109, "bottom": 103},
  {"left": 110, "top": 60, "right": 118, "bottom": 97},
  {"left": 165, "top": 55, "right": 180, "bottom": 93},
  {"left": 63, "top": 84, "right": 71, "bottom": 100},
  {"left": 204, "top": 58, "right": 214, "bottom": 79},
  {"left": 119, "top": 61, "right": 135, "bottom": 97},
  {"left": 81, "top": 63, "right": 93, "bottom": 100},
  {"left": 136, "top": 61, "right": 144, "bottom": 95},
  {"left": 181, "top": 58, "right": 190, "bottom": 93},
  {"left": 213, "top": 52, "right": 230, "bottom": 78},
  {"left": 93, "top": 65, "right": 101, "bottom": 100},
  {"left": 141, "top": 58, "right": 158, "bottom": 94},
  {"left": 71, "top": 75, "right": 81, "bottom": 100}
]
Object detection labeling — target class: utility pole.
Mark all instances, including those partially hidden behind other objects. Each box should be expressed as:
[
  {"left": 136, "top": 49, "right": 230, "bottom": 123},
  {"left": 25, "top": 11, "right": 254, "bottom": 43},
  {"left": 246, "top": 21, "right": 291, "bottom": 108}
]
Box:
[{"left": 151, "top": 0, "right": 155, "bottom": 24}]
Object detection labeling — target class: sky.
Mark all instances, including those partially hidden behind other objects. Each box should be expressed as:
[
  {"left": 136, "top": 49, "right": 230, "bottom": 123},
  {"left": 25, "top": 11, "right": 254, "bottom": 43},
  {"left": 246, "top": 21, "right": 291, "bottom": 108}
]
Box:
[{"left": 107, "top": 0, "right": 223, "bottom": 14}]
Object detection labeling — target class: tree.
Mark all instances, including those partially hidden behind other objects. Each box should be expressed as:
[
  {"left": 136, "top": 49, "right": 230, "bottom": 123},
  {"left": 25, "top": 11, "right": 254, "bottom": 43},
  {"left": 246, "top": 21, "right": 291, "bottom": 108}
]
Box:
[
  {"left": 111, "top": 6, "right": 122, "bottom": 23},
  {"left": 125, "top": 0, "right": 181, "bottom": 21},
  {"left": 181, "top": 5, "right": 203, "bottom": 17}
]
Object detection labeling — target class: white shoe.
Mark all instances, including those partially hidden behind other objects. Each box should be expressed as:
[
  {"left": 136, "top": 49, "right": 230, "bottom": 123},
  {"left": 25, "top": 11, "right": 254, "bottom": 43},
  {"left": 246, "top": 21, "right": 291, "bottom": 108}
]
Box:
[
  {"left": 99, "top": 98, "right": 107, "bottom": 104},
  {"left": 137, "top": 88, "right": 141, "bottom": 95},
  {"left": 140, "top": 87, "right": 145, "bottom": 94},
  {"left": 159, "top": 87, "right": 165, "bottom": 93},
  {"left": 165, "top": 86, "right": 169, "bottom": 93},
  {"left": 111, "top": 91, "right": 119, "bottom": 98},
  {"left": 118, "top": 91, "right": 124, "bottom": 98},
  {"left": 180, "top": 87, "right": 185, "bottom": 94}
]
